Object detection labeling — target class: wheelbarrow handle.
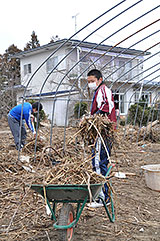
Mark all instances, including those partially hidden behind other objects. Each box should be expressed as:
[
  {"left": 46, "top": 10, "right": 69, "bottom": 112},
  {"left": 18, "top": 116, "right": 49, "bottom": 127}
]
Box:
[{"left": 105, "top": 164, "right": 115, "bottom": 177}]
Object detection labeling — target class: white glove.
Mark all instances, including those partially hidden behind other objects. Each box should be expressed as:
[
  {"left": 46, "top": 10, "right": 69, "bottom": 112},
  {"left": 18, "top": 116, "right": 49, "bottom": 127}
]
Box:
[{"left": 33, "top": 131, "right": 36, "bottom": 137}]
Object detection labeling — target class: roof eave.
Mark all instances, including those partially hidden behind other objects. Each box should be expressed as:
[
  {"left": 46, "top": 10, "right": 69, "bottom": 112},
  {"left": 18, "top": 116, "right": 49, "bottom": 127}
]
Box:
[{"left": 11, "top": 39, "right": 150, "bottom": 58}]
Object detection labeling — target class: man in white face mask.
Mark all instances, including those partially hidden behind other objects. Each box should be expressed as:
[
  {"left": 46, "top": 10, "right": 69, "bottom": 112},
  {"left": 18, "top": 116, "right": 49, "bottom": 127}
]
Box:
[
  {"left": 87, "top": 69, "right": 116, "bottom": 208},
  {"left": 88, "top": 78, "right": 98, "bottom": 90},
  {"left": 87, "top": 69, "right": 116, "bottom": 119}
]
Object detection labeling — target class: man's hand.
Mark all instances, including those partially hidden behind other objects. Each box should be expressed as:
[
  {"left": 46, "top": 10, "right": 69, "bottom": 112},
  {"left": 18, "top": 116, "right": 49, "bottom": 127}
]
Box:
[
  {"left": 33, "top": 131, "right": 36, "bottom": 138},
  {"left": 79, "top": 117, "right": 86, "bottom": 127},
  {"left": 31, "top": 114, "right": 35, "bottom": 122},
  {"left": 79, "top": 114, "right": 88, "bottom": 127}
]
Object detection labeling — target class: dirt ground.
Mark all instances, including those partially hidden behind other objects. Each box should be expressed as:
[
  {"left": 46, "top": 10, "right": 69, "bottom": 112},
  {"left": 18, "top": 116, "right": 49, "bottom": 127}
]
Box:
[{"left": 0, "top": 119, "right": 160, "bottom": 241}]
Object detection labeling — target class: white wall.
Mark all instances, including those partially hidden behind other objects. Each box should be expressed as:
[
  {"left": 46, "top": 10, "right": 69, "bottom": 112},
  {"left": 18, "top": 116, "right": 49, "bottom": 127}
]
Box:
[
  {"left": 41, "top": 97, "right": 69, "bottom": 126},
  {"left": 125, "top": 88, "right": 134, "bottom": 114},
  {"left": 19, "top": 44, "right": 150, "bottom": 123},
  {"left": 19, "top": 46, "right": 80, "bottom": 126},
  {"left": 20, "top": 47, "right": 67, "bottom": 96}
]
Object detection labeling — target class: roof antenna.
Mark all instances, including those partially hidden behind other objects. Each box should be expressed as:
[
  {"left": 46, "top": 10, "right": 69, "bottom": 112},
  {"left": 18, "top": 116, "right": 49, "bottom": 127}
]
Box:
[{"left": 72, "top": 13, "right": 79, "bottom": 38}]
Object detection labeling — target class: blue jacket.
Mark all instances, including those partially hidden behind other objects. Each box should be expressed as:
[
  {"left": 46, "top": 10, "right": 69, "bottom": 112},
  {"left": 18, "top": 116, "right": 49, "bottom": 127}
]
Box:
[{"left": 9, "top": 102, "right": 35, "bottom": 133}]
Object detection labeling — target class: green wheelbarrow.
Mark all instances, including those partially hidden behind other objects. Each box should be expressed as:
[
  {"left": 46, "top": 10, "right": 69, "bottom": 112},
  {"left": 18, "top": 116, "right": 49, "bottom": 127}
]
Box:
[{"left": 30, "top": 167, "right": 115, "bottom": 241}]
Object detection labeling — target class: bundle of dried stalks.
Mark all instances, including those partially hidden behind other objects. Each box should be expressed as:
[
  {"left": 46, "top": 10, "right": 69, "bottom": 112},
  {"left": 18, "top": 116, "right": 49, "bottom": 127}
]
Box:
[
  {"left": 37, "top": 155, "right": 106, "bottom": 185},
  {"left": 123, "top": 122, "right": 160, "bottom": 143},
  {"left": 1, "top": 115, "right": 114, "bottom": 186},
  {"left": 78, "top": 114, "right": 115, "bottom": 146}
]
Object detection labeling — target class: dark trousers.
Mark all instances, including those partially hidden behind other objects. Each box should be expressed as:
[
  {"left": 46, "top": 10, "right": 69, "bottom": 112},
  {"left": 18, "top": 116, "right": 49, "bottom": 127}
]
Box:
[{"left": 8, "top": 115, "right": 26, "bottom": 150}]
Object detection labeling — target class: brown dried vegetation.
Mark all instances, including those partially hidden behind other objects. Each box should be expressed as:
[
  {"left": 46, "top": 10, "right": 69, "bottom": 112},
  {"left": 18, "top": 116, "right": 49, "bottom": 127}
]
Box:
[{"left": 0, "top": 116, "right": 160, "bottom": 240}]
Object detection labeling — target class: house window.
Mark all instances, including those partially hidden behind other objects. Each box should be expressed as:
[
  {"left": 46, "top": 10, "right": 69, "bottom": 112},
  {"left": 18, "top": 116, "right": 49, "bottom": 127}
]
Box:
[
  {"left": 119, "top": 60, "right": 125, "bottom": 67},
  {"left": 114, "top": 92, "right": 125, "bottom": 114},
  {"left": 120, "top": 94, "right": 125, "bottom": 114},
  {"left": 46, "top": 56, "right": 58, "bottom": 73},
  {"left": 24, "top": 64, "right": 31, "bottom": 76},
  {"left": 134, "top": 91, "right": 151, "bottom": 105},
  {"left": 134, "top": 92, "right": 140, "bottom": 103}
]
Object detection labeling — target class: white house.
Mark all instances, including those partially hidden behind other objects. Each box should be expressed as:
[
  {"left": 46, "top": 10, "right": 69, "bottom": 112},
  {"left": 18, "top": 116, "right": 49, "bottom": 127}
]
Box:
[{"left": 13, "top": 39, "right": 153, "bottom": 126}]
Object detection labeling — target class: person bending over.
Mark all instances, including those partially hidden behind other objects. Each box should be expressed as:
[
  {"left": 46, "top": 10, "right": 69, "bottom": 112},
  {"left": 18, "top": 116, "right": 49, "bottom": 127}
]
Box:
[{"left": 8, "top": 102, "right": 43, "bottom": 150}]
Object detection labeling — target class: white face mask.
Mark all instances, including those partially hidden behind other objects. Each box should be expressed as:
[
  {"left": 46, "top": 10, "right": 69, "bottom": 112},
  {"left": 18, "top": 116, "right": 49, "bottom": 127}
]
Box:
[{"left": 88, "top": 82, "right": 97, "bottom": 90}]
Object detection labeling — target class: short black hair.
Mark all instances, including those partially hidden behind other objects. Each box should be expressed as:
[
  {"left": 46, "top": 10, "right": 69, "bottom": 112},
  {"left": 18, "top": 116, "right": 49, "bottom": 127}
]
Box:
[
  {"left": 87, "top": 69, "right": 102, "bottom": 80},
  {"left": 32, "top": 102, "right": 43, "bottom": 111}
]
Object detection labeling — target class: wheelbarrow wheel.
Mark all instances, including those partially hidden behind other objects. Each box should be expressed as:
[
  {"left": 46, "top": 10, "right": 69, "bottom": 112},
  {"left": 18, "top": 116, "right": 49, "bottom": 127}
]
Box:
[{"left": 58, "top": 203, "right": 75, "bottom": 241}]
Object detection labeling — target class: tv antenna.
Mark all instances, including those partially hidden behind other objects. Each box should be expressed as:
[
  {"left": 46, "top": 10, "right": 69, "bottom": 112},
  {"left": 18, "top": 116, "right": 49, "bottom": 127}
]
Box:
[{"left": 72, "top": 13, "right": 79, "bottom": 33}]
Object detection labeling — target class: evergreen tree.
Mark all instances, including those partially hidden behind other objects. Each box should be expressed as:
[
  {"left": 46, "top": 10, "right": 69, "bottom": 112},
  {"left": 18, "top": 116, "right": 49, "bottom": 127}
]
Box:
[
  {"left": 1, "top": 44, "right": 21, "bottom": 87},
  {"left": 24, "top": 31, "right": 40, "bottom": 50},
  {"left": 0, "top": 44, "right": 21, "bottom": 116}
]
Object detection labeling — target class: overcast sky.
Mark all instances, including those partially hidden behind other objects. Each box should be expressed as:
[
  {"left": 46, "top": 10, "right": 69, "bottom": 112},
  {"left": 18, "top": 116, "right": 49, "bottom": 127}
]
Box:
[{"left": 0, "top": 0, "right": 159, "bottom": 54}]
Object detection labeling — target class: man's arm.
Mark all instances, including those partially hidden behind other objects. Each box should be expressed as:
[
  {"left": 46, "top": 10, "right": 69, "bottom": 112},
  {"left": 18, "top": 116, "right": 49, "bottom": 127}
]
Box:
[
  {"left": 96, "top": 86, "right": 114, "bottom": 114},
  {"left": 24, "top": 109, "right": 35, "bottom": 133}
]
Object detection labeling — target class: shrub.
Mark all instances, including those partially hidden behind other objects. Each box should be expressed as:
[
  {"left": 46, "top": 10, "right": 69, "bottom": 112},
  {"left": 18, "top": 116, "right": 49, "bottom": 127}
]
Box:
[
  {"left": 119, "top": 119, "right": 126, "bottom": 126},
  {"left": 128, "top": 103, "right": 158, "bottom": 126},
  {"left": 74, "top": 102, "right": 88, "bottom": 118}
]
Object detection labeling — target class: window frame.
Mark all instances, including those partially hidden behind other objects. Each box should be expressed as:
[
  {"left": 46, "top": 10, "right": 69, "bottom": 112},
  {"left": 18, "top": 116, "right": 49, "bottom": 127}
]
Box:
[
  {"left": 46, "top": 56, "right": 58, "bottom": 74},
  {"left": 24, "top": 63, "right": 32, "bottom": 76}
]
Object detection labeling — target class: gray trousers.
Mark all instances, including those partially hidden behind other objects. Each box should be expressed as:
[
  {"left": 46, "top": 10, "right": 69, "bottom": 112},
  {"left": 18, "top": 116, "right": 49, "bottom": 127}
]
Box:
[{"left": 8, "top": 115, "right": 27, "bottom": 149}]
